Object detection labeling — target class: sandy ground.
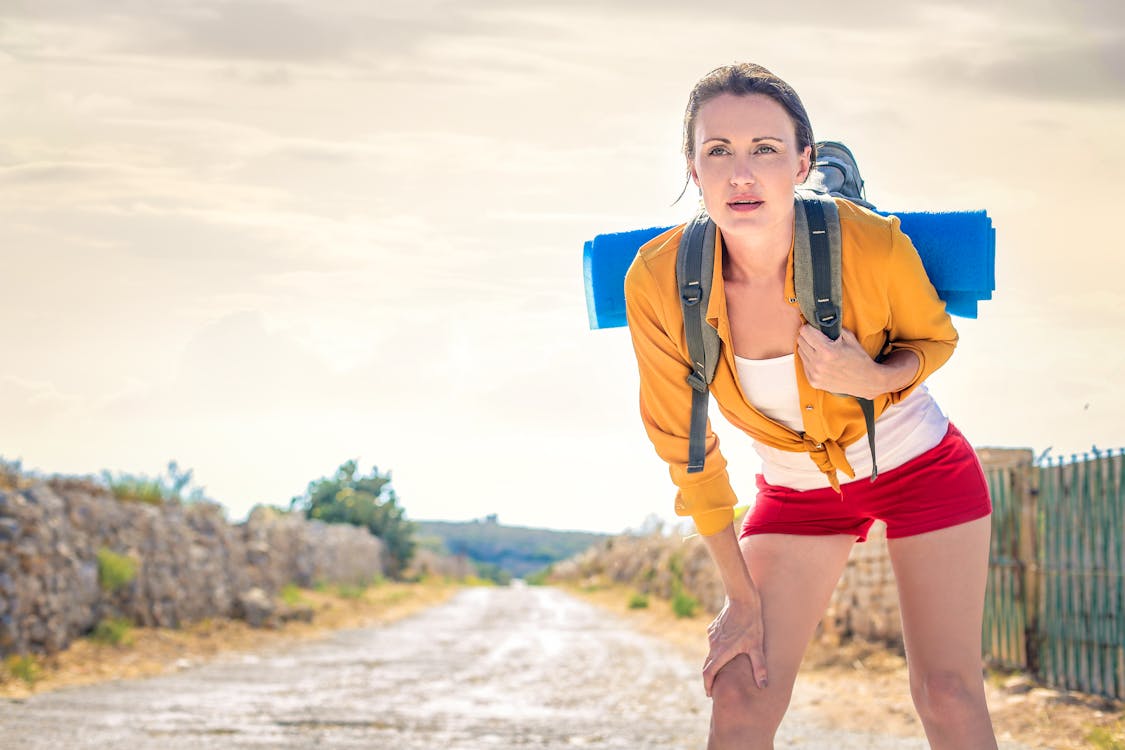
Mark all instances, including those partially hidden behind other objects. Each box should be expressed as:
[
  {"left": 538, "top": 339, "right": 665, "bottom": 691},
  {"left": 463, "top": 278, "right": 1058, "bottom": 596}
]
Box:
[
  {"left": 571, "top": 584, "right": 1125, "bottom": 750},
  {"left": 0, "top": 582, "right": 1120, "bottom": 749}
]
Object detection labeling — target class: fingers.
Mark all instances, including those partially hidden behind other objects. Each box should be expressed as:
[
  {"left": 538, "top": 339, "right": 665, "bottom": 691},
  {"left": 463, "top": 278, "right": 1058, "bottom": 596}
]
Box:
[
  {"left": 799, "top": 326, "right": 870, "bottom": 393},
  {"left": 796, "top": 324, "right": 829, "bottom": 352},
  {"left": 702, "top": 624, "right": 769, "bottom": 697},
  {"left": 702, "top": 648, "right": 769, "bottom": 698},
  {"left": 701, "top": 651, "right": 732, "bottom": 698},
  {"left": 800, "top": 324, "right": 861, "bottom": 350},
  {"left": 747, "top": 641, "right": 769, "bottom": 691}
]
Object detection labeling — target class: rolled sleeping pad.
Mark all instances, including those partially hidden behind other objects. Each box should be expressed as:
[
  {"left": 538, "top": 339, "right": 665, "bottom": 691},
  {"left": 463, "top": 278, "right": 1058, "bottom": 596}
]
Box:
[{"left": 583, "top": 209, "right": 995, "bottom": 330}]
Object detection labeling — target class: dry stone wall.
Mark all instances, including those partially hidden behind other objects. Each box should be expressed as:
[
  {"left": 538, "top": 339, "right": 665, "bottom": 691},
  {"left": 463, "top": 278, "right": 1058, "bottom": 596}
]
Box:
[
  {"left": 0, "top": 475, "right": 386, "bottom": 658},
  {"left": 552, "top": 521, "right": 901, "bottom": 646}
]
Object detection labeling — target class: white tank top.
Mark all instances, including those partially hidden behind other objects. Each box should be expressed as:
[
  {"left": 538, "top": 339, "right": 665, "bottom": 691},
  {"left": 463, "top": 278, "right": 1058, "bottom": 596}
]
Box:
[{"left": 733, "top": 353, "right": 949, "bottom": 489}]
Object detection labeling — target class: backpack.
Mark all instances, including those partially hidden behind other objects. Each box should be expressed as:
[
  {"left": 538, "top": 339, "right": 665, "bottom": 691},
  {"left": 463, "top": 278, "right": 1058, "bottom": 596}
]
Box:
[{"left": 676, "top": 140, "right": 881, "bottom": 480}]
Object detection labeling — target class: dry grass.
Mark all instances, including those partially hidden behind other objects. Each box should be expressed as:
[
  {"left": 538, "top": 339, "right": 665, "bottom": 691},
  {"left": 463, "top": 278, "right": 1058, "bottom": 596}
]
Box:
[
  {"left": 0, "top": 581, "right": 459, "bottom": 699},
  {"left": 565, "top": 582, "right": 1125, "bottom": 750}
]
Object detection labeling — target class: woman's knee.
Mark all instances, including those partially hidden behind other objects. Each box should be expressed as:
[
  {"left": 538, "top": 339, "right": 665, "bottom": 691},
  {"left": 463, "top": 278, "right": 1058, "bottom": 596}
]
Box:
[
  {"left": 710, "top": 656, "right": 791, "bottom": 734},
  {"left": 910, "top": 668, "right": 986, "bottom": 723}
]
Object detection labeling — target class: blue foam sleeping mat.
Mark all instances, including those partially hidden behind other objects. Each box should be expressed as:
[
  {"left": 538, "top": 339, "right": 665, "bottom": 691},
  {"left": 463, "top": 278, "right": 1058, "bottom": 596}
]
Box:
[{"left": 583, "top": 209, "right": 995, "bottom": 330}]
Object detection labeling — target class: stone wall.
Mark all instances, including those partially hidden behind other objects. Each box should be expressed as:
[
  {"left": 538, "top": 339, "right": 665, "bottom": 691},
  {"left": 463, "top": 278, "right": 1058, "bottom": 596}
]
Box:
[
  {"left": 551, "top": 523, "right": 900, "bottom": 644},
  {"left": 0, "top": 475, "right": 386, "bottom": 658},
  {"left": 552, "top": 531, "right": 725, "bottom": 613}
]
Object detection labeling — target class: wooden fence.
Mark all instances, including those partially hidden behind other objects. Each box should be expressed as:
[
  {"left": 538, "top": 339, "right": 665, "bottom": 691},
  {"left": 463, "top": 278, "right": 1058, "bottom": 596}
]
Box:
[{"left": 980, "top": 448, "right": 1124, "bottom": 699}]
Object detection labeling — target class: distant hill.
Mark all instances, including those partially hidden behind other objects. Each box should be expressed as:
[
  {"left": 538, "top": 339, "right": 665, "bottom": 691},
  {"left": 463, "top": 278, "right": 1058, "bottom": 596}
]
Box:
[{"left": 414, "top": 516, "right": 607, "bottom": 580}]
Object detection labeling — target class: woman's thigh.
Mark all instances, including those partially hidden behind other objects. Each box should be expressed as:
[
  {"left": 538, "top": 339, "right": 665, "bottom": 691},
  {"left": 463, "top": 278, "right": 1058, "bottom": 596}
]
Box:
[
  {"left": 887, "top": 516, "right": 992, "bottom": 678},
  {"left": 727, "top": 533, "right": 856, "bottom": 695}
]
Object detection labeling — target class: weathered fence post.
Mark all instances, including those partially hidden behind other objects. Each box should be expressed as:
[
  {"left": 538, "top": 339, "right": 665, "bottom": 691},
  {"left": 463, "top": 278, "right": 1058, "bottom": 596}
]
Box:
[
  {"left": 1016, "top": 455, "right": 1040, "bottom": 674},
  {"left": 977, "top": 447, "right": 1035, "bottom": 670}
]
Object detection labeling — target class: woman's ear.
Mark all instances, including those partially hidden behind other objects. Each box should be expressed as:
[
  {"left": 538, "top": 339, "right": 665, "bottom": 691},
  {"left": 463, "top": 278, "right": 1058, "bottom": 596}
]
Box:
[
  {"left": 795, "top": 145, "right": 812, "bottom": 183},
  {"left": 688, "top": 161, "right": 700, "bottom": 188}
]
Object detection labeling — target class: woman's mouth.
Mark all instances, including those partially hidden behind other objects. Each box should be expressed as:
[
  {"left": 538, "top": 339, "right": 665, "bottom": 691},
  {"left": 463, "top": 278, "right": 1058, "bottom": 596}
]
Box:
[{"left": 728, "top": 199, "right": 763, "bottom": 212}]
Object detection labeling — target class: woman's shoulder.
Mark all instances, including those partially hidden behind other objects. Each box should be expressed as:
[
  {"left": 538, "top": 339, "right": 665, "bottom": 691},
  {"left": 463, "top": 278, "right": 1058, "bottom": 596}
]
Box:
[
  {"left": 625, "top": 223, "right": 687, "bottom": 293},
  {"left": 835, "top": 196, "right": 903, "bottom": 264}
]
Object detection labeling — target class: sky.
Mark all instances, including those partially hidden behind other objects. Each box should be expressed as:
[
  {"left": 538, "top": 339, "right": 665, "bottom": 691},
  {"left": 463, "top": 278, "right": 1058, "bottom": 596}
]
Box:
[{"left": 1, "top": 0, "right": 1122, "bottom": 534}]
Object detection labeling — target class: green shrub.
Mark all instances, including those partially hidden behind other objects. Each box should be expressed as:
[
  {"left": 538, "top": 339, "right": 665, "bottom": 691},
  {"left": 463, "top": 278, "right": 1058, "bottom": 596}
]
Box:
[
  {"left": 524, "top": 566, "right": 552, "bottom": 586},
  {"left": 105, "top": 476, "right": 165, "bottom": 505},
  {"left": 290, "top": 461, "right": 416, "bottom": 579},
  {"left": 90, "top": 617, "right": 134, "bottom": 646},
  {"left": 672, "top": 590, "right": 699, "bottom": 618},
  {"left": 96, "top": 547, "right": 137, "bottom": 593},
  {"left": 628, "top": 592, "right": 649, "bottom": 609},
  {"left": 335, "top": 583, "right": 367, "bottom": 599},
  {"left": 280, "top": 583, "right": 306, "bottom": 607},
  {"left": 3, "top": 653, "right": 42, "bottom": 685},
  {"left": 1088, "top": 725, "right": 1125, "bottom": 750},
  {"left": 668, "top": 551, "right": 684, "bottom": 579},
  {"left": 102, "top": 460, "right": 213, "bottom": 506}
]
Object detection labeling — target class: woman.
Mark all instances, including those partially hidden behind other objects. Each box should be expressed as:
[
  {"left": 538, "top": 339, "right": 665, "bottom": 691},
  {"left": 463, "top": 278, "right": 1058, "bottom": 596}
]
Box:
[{"left": 623, "top": 63, "right": 998, "bottom": 750}]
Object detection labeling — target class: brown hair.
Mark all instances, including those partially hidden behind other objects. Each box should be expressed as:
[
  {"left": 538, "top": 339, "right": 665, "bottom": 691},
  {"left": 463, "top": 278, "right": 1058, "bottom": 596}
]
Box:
[{"left": 679, "top": 63, "right": 815, "bottom": 197}]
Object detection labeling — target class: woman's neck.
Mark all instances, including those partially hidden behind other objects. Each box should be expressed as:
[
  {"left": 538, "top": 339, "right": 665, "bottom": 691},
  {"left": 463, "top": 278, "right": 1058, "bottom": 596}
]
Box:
[{"left": 721, "top": 219, "right": 793, "bottom": 284}]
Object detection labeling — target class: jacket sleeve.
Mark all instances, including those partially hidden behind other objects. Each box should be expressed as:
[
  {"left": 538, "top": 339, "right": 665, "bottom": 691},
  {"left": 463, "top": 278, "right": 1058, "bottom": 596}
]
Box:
[
  {"left": 880, "top": 215, "right": 960, "bottom": 404},
  {"left": 623, "top": 254, "right": 738, "bottom": 536}
]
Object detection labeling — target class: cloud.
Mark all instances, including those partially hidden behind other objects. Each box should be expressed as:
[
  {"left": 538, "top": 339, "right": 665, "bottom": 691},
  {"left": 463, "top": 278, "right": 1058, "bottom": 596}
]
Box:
[
  {"left": 914, "top": 33, "right": 1125, "bottom": 103},
  {"left": 0, "top": 0, "right": 564, "bottom": 70},
  {"left": 0, "top": 376, "right": 85, "bottom": 428}
]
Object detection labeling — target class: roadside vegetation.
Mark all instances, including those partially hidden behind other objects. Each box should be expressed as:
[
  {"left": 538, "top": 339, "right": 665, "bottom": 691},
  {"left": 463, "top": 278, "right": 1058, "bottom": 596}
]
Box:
[
  {"left": 289, "top": 460, "right": 415, "bottom": 578},
  {"left": 0, "top": 579, "right": 459, "bottom": 698},
  {"left": 102, "top": 460, "right": 215, "bottom": 508}
]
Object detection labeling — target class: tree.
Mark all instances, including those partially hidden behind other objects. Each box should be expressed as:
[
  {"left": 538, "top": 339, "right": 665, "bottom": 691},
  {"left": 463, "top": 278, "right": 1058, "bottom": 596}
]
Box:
[{"left": 289, "top": 460, "right": 416, "bottom": 578}]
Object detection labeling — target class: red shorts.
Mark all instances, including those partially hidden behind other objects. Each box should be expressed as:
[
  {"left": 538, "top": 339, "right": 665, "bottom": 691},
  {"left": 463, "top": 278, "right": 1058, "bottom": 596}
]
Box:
[{"left": 739, "top": 423, "right": 992, "bottom": 543}]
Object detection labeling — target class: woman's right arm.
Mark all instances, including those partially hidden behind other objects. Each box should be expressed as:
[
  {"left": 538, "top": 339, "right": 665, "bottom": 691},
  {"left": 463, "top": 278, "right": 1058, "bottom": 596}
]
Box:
[
  {"left": 622, "top": 247, "right": 768, "bottom": 694},
  {"left": 622, "top": 247, "right": 739, "bottom": 537},
  {"left": 700, "top": 523, "right": 769, "bottom": 695}
]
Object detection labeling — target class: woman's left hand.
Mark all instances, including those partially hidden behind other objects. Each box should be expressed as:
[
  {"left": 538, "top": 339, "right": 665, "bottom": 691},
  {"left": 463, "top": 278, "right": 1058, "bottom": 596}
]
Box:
[{"left": 796, "top": 325, "right": 885, "bottom": 399}]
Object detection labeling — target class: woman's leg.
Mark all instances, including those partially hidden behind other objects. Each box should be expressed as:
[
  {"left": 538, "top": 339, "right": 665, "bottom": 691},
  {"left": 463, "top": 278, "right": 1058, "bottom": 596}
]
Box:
[
  {"left": 709, "top": 533, "right": 855, "bottom": 750},
  {"left": 887, "top": 516, "right": 998, "bottom": 750}
]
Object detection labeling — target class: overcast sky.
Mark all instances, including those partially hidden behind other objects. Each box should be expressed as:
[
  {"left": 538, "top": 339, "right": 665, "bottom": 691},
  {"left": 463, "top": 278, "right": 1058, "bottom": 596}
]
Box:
[{"left": 2, "top": 0, "right": 1122, "bottom": 534}]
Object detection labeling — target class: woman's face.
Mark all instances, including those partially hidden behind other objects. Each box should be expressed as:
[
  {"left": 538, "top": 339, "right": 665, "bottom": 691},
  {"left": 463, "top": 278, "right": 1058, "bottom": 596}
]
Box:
[{"left": 689, "top": 93, "right": 811, "bottom": 243}]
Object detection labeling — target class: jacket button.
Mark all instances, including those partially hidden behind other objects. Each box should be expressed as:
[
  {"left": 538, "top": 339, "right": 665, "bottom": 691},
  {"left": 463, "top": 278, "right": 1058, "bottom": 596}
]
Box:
[
  {"left": 815, "top": 442, "right": 824, "bottom": 450},
  {"left": 788, "top": 297, "right": 798, "bottom": 304},
  {"left": 805, "top": 404, "right": 814, "bottom": 411}
]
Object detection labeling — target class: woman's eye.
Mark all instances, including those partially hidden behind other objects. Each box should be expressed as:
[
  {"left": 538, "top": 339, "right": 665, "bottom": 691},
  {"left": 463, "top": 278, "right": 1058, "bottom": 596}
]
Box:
[
  {"left": 707, "top": 146, "right": 730, "bottom": 156},
  {"left": 755, "top": 144, "right": 778, "bottom": 154}
]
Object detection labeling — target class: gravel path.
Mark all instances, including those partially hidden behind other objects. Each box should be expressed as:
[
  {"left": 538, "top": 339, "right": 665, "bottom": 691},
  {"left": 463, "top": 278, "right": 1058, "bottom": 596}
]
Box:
[{"left": 0, "top": 585, "right": 1033, "bottom": 749}]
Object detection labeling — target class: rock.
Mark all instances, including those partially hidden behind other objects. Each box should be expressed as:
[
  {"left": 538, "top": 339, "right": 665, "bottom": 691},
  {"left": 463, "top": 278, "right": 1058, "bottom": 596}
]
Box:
[
  {"left": 0, "top": 518, "right": 20, "bottom": 542},
  {"left": 236, "top": 587, "right": 276, "bottom": 629},
  {"left": 277, "top": 601, "right": 315, "bottom": 624},
  {"left": 0, "top": 614, "right": 15, "bottom": 648}
]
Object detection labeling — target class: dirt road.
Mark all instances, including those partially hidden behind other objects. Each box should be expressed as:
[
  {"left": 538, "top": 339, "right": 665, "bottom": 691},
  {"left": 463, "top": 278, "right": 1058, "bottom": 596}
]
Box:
[{"left": 0, "top": 585, "right": 1033, "bottom": 749}]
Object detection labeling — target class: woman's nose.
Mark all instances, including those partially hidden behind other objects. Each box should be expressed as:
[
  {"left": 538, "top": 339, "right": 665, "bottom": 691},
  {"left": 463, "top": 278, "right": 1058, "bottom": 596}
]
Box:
[{"left": 729, "top": 156, "right": 756, "bottom": 186}]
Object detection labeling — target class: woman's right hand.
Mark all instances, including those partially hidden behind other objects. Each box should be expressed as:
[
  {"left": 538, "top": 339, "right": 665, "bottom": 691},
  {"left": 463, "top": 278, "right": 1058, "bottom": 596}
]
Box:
[{"left": 702, "top": 590, "right": 768, "bottom": 697}]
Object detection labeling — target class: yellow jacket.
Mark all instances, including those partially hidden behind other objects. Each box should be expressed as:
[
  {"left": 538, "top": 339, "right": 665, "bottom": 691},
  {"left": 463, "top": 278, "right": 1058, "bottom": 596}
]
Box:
[{"left": 623, "top": 198, "right": 958, "bottom": 536}]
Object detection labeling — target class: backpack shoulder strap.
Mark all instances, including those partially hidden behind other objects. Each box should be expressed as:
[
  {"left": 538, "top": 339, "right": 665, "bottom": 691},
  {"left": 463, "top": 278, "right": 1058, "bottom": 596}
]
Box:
[
  {"left": 793, "top": 191, "right": 842, "bottom": 336},
  {"left": 676, "top": 211, "right": 720, "bottom": 474},
  {"left": 793, "top": 191, "right": 880, "bottom": 481}
]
